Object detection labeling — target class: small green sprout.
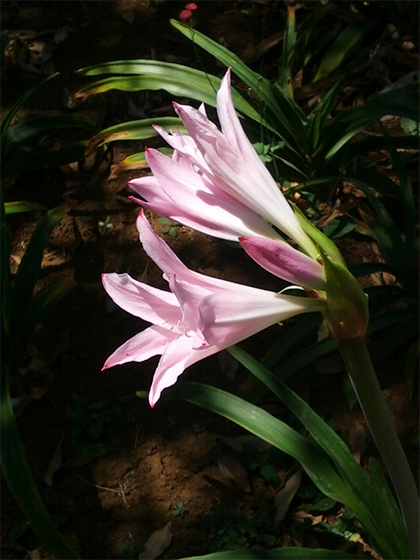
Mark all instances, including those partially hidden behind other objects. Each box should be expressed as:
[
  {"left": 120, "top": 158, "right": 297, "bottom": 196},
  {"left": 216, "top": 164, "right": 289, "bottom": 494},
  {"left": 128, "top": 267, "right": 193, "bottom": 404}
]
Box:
[
  {"left": 98, "top": 216, "right": 113, "bottom": 231},
  {"left": 158, "top": 217, "right": 178, "bottom": 238},
  {"left": 173, "top": 501, "right": 186, "bottom": 517}
]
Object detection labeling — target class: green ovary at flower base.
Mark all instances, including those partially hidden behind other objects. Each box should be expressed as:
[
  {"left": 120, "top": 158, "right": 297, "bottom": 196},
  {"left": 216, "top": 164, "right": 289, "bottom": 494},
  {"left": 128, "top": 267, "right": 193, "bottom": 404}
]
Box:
[{"left": 102, "top": 68, "right": 419, "bottom": 558}]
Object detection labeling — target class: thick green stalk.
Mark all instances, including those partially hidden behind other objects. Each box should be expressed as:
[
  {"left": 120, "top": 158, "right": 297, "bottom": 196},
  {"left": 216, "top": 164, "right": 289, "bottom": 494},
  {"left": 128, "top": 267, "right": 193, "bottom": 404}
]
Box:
[
  {"left": 339, "top": 339, "right": 419, "bottom": 560},
  {"left": 0, "top": 363, "right": 80, "bottom": 560}
]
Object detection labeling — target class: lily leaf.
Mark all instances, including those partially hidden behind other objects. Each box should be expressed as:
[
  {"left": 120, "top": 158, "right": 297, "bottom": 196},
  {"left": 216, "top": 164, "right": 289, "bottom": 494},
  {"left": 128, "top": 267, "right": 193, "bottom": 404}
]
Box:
[
  {"left": 170, "top": 19, "right": 309, "bottom": 154},
  {"left": 77, "top": 60, "right": 261, "bottom": 125},
  {"left": 2, "top": 141, "right": 88, "bottom": 179},
  {"left": 0, "top": 73, "right": 59, "bottom": 150},
  {"left": 4, "top": 201, "right": 43, "bottom": 214},
  {"left": 227, "top": 345, "right": 407, "bottom": 559},
  {"left": 178, "top": 547, "right": 366, "bottom": 559},
  {"left": 0, "top": 364, "right": 80, "bottom": 559},
  {"left": 165, "top": 380, "right": 403, "bottom": 559},
  {"left": 178, "top": 547, "right": 365, "bottom": 560},
  {"left": 9, "top": 206, "right": 68, "bottom": 354},
  {"left": 4, "top": 114, "right": 94, "bottom": 149},
  {"left": 109, "top": 147, "right": 173, "bottom": 179},
  {"left": 314, "top": 20, "right": 372, "bottom": 82},
  {"left": 93, "top": 117, "right": 185, "bottom": 146}
]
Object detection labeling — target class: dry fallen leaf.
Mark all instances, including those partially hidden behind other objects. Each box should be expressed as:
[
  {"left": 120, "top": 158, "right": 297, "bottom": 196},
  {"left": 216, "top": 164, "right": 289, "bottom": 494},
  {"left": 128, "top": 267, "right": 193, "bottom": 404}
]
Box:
[
  {"left": 349, "top": 418, "right": 367, "bottom": 464},
  {"left": 216, "top": 434, "right": 272, "bottom": 453},
  {"left": 218, "top": 350, "right": 238, "bottom": 380},
  {"left": 44, "top": 435, "right": 64, "bottom": 486},
  {"left": 28, "top": 548, "right": 43, "bottom": 559},
  {"left": 138, "top": 522, "right": 172, "bottom": 560},
  {"left": 63, "top": 443, "right": 109, "bottom": 468},
  {"left": 274, "top": 469, "right": 302, "bottom": 526},
  {"left": 217, "top": 453, "right": 250, "bottom": 492}
]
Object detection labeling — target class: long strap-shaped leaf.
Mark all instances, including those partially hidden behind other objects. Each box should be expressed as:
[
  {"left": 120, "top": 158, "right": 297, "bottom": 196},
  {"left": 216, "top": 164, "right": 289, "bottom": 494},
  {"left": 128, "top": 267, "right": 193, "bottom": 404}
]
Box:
[
  {"left": 77, "top": 60, "right": 263, "bottom": 126},
  {"left": 178, "top": 546, "right": 366, "bottom": 559},
  {"left": 93, "top": 117, "right": 186, "bottom": 146},
  {"left": 163, "top": 382, "right": 393, "bottom": 557},
  {"left": 321, "top": 81, "right": 420, "bottom": 160},
  {"left": 2, "top": 141, "right": 88, "bottom": 180},
  {"left": 4, "top": 114, "right": 94, "bottom": 148},
  {"left": 0, "top": 362, "right": 80, "bottom": 559},
  {"left": 170, "top": 19, "right": 309, "bottom": 154},
  {"left": 227, "top": 345, "right": 407, "bottom": 560},
  {"left": 1, "top": 191, "right": 12, "bottom": 336},
  {"left": 9, "top": 206, "right": 68, "bottom": 355},
  {"left": 0, "top": 73, "right": 59, "bottom": 150}
]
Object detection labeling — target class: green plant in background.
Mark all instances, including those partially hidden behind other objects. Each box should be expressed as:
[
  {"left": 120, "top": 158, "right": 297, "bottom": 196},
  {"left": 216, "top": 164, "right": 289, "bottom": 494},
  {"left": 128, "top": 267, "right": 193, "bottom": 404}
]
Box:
[
  {"left": 1, "top": 73, "right": 94, "bottom": 181},
  {"left": 74, "top": 5, "right": 420, "bottom": 560},
  {"left": 159, "top": 216, "right": 179, "bottom": 238},
  {"left": 74, "top": 11, "right": 418, "bottom": 375},
  {"left": 163, "top": 342, "right": 412, "bottom": 560},
  {"left": 1, "top": 76, "right": 81, "bottom": 559},
  {"left": 201, "top": 505, "right": 276, "bottom": 553},
  {"left": 66, "top": 392, "right": 131, "bottom": 456},
  {"left": 119, "top": 542, "right": 145, "bottom": 559},
  {"left": 242, "top": 442, "right": 282, "bottom": 486},
  {"left": 173, "top": 501, "right": 187, "bottom": 517},
  {"left": 352, "top": 0, "right": 420, "bottom": 35},
  {"left": 75, "top": 17, "right": 418, "bottom": 201},
  {"left": 114, "top": 59, "right": 417, "bottom": 558},
  {"left": 98, "top": 215, "right": 114, "bottom": 232}
]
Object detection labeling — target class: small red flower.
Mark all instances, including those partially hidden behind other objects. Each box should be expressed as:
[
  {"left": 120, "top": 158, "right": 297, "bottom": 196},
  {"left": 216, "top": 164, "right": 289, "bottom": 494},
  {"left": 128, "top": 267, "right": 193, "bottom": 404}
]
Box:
[
  {"left": 179, "top": 9, "right": 192, "bottom": 19},
  {"left": 185, "top": 2, "right": 197, "bottom": 9}
]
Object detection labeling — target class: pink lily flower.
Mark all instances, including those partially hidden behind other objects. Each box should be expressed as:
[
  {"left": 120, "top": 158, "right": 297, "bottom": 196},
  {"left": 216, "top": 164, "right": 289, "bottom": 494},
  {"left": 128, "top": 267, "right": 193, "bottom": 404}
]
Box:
[
  {"left": 128, "top": 147, "right": 279, "bottom": 242},
  {"left": 152, "top": 69, "right": 318, "bottom": 258},
  {"left": 102, "top": 211, "right": 326, "bottom": 406}
]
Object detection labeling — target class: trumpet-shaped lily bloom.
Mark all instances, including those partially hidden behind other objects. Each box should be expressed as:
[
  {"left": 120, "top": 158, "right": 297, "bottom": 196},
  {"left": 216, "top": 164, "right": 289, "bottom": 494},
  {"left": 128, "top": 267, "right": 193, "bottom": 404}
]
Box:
[
  {"left": 129, "top": 147, "right": 279, "bottom": 242},
  {"left": 150, "top": 69, "right": 318, "bottom": 258},
  {"left": 102, "top": 211, "right": 326, "bottom": 406}
]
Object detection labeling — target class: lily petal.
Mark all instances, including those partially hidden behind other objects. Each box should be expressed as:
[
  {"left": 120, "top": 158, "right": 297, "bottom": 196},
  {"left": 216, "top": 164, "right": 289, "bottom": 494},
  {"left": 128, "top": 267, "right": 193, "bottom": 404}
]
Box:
[
  {"left": 102, "top": 272, "right": 181, "bottom": 326},
  {"left": 102, "top": 325, "right": 177, "bottom": 369},
  {"left": 185, "top": 281, "right": 326, "bottom": 348},
  {"left": 129, "top": 147, "right": 279, "bottom": 241},
  {"left": 240, "top": 236, "right": 325, "bottom": 291},
  {"left": 149, "top": 334, "right": 217, "bottom": 406}
]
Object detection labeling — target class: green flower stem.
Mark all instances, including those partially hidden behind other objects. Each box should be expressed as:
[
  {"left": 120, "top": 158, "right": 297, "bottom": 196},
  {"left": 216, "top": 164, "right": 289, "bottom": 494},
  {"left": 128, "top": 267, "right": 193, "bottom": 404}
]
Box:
[
  {"left": 339, "top": 338, "right": 419, "bottom": 560},
  {"left": 0, "top": 363, "right": 80, "bottom": 560}
]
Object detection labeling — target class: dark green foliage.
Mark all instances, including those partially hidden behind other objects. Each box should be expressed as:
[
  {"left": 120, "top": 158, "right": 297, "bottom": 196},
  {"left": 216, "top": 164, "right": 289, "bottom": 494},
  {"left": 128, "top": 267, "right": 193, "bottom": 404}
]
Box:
[
  {"left": 201, "top": 505, "right": 277, "bottom": 553},
  {"left": 66, "top": 392, "right": 131, "bottom": 455}
]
